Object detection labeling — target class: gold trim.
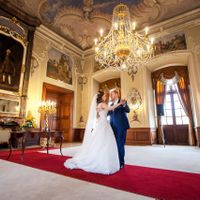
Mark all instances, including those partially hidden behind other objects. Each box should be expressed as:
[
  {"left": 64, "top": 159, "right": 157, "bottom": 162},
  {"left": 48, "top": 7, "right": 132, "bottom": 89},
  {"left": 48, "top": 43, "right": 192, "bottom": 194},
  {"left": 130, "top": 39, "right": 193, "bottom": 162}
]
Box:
[
  {"left": 21, "top": 64, "right": 26, "bottom": 73},
  {"left": 10, "top": 17, "right": 19, "bottom": 25},
  {"left": 0, "top": 25, "right": 28, "bottom": 46}
]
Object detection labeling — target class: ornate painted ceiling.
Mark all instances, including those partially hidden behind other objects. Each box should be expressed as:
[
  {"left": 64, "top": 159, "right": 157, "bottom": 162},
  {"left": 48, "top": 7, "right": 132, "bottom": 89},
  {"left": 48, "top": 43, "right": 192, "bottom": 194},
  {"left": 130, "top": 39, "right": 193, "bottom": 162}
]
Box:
[{"left": 4, "top": 0, "right": 200, "bottom": 50}]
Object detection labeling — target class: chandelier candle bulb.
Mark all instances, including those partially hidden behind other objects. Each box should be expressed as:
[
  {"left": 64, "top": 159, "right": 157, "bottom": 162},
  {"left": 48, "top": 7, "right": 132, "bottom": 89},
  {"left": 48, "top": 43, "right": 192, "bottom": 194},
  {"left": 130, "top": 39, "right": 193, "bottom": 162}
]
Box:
[
  {"left": 94, "top": 38, "right": 98, "bottom": 45},
  {"left": 121, "top": 62, "right": 127, "bottom": 69},
  {"left": 95, "top": 47, "right": 99, "bottom": 52},
  {"left": 150, "top": 37, "right": 154, "bottom": 44},
  {"left": 114, "top": 22, "right": 118, "bottom": 30},
  {"left": 99, "top": 29, "right": 104, "bottom": 37},
  {"left": 145, "top": 27, "right": 149, "bottom": 35},
  {"left": 147, "top": 44, "right": 150, "bottom": 52},
  {"left": 132, "top": 22, "right": 136, "bottom": 30}
]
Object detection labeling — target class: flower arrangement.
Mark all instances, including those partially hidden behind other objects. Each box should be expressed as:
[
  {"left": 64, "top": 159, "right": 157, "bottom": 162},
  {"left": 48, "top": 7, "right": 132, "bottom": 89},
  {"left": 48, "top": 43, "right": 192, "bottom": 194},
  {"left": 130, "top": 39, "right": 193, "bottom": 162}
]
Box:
[{"left": 21, "top": 111, "right": 37, "bottom": 128}]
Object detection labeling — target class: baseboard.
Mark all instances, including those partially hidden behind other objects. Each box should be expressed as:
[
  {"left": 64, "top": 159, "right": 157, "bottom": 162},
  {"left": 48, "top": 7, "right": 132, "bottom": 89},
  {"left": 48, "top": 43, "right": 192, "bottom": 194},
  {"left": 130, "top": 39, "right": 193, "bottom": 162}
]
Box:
[{"left": 126, "top": 128, "right": 156, "bottom": 145}]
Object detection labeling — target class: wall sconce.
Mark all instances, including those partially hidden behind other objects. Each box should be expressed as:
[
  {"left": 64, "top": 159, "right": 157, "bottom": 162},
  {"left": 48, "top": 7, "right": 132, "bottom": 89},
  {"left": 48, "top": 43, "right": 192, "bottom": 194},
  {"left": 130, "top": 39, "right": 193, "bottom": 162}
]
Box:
[
  {"left": 78, "top": 75, "right": 88, "bottom": 90},
  {"left": 127, "top": 88, "right": 142, "bottom": 122},
  {"left": 38, "top": 100, "right": 56, "bottom": 131}
]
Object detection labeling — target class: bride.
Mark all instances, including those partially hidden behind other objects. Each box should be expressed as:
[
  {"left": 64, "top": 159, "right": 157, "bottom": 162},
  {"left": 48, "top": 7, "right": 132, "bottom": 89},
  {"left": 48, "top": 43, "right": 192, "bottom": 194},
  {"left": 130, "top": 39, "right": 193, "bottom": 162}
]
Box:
[{"left": 64, "top": 91, "right": 123, "bottom": 174}]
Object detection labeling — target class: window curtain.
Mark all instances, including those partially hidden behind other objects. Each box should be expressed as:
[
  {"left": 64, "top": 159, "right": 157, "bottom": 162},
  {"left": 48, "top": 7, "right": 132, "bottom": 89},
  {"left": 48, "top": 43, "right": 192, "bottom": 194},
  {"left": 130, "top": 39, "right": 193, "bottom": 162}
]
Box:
[
  {"left": 155, "top": 80, "right": 166, "bottom": 143},
  {"left": 155, "top": 80, "right": 166, "bottom": 105},
  {"left": 176, "top": 77, "right": 196, "bottom": 145}
]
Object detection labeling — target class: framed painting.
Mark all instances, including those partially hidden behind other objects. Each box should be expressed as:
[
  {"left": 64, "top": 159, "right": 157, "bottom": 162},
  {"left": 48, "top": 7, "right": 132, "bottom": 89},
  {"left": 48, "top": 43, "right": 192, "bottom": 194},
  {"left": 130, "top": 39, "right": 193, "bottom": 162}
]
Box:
[
  {"left": 154, "top": 31, "right": 187, "bottom": 55},
  {"left": 0, "top": 34, "right": 24, "bottom": 92},
  {"left": 47, "top": 48, "right": 73, "bottom": 85}
]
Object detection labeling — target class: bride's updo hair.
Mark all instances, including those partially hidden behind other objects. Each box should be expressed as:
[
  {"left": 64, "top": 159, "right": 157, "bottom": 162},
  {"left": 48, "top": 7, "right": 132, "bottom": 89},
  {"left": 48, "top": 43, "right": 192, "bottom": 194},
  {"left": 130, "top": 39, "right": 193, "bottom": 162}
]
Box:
[{"left": 96, "top": 91, "right": 104, "bottom": 104}]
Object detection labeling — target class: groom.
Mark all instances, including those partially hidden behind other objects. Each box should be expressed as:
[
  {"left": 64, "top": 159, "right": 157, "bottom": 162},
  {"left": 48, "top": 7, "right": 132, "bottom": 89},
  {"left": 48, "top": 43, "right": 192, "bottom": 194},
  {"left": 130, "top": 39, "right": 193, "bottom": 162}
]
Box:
[{"left": 108, "top": 89, "right": 130, "bottom": 169}]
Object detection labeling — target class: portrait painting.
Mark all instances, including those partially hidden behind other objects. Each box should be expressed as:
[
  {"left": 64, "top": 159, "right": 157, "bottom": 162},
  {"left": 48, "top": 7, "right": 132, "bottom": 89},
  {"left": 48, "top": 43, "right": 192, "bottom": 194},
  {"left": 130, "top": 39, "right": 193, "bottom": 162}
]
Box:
[
  {"left": 47, "top": 48, "right": 73, "bottom": 85},
  {"left": 154, "top": 31, "right": 187, "bottom": 55},
  {"left": 0, "top": 34, "right": 24, "bottom": 92}
]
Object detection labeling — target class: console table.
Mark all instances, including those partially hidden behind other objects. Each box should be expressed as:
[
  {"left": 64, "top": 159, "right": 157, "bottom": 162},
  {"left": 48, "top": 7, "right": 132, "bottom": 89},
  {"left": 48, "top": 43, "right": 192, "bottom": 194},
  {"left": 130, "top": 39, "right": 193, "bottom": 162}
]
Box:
[
  {"left": 7, "top": 130, "right": 64, "bottom": 160},
  {"left": 7, "top": 130, "right": 26, "bottom": 160}
]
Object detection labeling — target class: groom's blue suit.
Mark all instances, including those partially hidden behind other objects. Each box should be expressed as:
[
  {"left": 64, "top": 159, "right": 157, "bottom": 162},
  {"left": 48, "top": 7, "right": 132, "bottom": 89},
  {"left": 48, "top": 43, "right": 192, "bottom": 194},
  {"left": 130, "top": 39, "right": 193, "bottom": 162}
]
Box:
[{"left": 108, "top": 100, "right": 130, "bottom": 167}]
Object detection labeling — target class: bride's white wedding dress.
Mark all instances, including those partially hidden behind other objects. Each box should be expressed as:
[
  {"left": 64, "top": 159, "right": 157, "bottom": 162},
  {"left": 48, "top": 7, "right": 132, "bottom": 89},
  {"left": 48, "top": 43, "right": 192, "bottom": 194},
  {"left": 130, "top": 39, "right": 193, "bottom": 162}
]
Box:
[{"left": 64, "top": 104, "right": 120, "bottom": 174}]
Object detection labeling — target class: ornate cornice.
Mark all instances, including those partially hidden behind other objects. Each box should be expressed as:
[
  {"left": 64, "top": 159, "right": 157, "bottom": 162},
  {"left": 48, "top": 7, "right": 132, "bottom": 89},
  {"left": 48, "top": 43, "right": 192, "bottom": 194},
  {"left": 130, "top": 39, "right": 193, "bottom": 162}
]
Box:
[
  {"left": 35, "top": 25, "right": 83, "bottom": 58},
  {"left": 149, "top": 8, "right": 200, "bottom": 38}
]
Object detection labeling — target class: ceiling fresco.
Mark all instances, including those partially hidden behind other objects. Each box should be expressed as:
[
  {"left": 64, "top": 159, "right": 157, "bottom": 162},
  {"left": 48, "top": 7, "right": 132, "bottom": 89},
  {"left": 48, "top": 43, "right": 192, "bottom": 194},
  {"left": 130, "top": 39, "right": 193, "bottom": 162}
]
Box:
[{"left": 3, "top": 0, "right": 200, "bottom": 50}]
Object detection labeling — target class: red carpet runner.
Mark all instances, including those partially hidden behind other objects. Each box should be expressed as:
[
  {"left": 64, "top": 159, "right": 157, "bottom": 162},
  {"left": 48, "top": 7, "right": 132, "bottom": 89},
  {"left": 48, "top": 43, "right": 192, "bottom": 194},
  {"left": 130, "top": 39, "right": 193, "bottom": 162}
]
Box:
[{"left": 1, "top": 149, "right": 200, "bottom": 200}]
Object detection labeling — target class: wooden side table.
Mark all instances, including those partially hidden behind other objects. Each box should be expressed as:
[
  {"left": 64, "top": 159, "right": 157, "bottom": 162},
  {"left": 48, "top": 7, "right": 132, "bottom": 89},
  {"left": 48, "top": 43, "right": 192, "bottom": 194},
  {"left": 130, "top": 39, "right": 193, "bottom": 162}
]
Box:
[
  {"left": 7, "top": 130, "right": 64, "bottom": 160},
  {"left": 39, "top": 130, "right": 64, "bottom": 155},
  {"left": 7, "top": 131, "right": 26, "bottom": 160}
]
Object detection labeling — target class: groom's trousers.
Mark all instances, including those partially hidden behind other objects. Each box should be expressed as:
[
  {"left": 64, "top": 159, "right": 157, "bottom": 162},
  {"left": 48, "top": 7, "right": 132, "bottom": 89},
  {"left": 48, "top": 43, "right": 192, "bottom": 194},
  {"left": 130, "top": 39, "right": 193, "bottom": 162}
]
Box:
[{"left": 112, "top": 126, "right": 127, "bottom": 165}]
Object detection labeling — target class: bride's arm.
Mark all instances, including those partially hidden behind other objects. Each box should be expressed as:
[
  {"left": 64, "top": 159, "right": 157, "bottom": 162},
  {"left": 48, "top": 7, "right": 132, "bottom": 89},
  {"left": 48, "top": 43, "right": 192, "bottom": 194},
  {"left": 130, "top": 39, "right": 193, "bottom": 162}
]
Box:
[{"left": 101, "top": 102, "right": 122, "bottom": 111}]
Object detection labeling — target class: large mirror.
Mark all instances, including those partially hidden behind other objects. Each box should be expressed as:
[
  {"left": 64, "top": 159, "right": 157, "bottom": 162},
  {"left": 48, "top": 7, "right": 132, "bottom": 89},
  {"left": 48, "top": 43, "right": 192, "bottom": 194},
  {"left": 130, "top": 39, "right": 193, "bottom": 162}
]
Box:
[{"left": 0, "top": 94, "right": 20, "bottom": 116}]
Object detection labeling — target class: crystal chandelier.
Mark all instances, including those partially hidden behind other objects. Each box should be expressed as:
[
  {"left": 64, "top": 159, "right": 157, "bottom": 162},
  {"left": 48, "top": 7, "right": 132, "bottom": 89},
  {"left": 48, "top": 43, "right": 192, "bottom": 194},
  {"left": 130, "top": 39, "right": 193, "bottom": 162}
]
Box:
[{"left": 94, "top": 3, "right": 154, "bottom": 80}]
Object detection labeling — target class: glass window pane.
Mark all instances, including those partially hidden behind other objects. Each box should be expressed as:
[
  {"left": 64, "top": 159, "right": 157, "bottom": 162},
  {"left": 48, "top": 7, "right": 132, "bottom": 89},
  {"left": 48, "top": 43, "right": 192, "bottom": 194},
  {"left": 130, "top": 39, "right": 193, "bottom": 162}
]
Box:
[
  {"left": 171, "top": 84, "right": 176, "bottom": 91},
  {"left": 165, "top": 95, "right": 171, "bottom": 102},
  {"left": 175, "top": 109, "right": 181, "bottom": 117},
  {"left": 165, "top": 102, "right": 171, "bottom": 109},
  {"left": 181, "top": 109, "right": 187, "bottom": 116},
  {"left": 166, "top": 85, "right": 170, "bottom": 92},
  {"left": 166, "top": 117, "right": 173, "bottom": 125},
  {"left": 161, "top": 116, "right": 167, "bottom": 125},
  {"left": 182, "top": 117, "right": 189, "bottom": 124},
  {"left": 166, "top": 109, "right": 172, "bottom": 116},
  {"left": 173, "top": 94, "right": 179, "bottom": 101},
  {"left": 176, "top": 117, "right": 183, "bottom": 125},
  {"left": 174, "top": 101, "right": 181, "bottom": 109}
]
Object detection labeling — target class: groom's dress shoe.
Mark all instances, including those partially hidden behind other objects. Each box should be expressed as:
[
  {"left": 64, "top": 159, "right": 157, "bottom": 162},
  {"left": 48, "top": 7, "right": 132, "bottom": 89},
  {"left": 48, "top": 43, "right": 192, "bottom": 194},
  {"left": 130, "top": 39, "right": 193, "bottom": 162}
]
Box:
[{"left": 120, "top": 164, "right": 124, "bottom": 169}]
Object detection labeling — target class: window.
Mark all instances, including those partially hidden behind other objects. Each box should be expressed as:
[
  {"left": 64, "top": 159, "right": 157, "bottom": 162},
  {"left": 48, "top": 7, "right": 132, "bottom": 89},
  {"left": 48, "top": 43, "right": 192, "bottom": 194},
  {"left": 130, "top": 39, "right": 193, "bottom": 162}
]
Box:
[{"left": 161, "top": 84, "right": 189, "bottom": 125}]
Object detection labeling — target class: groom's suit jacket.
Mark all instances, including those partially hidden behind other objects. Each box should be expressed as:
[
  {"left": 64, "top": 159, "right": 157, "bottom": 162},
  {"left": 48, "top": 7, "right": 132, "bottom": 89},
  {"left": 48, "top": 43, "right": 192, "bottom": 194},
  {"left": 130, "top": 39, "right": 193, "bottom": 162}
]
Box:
[{"left": 108, "top": 99, "right": 130, "bottom": 131}]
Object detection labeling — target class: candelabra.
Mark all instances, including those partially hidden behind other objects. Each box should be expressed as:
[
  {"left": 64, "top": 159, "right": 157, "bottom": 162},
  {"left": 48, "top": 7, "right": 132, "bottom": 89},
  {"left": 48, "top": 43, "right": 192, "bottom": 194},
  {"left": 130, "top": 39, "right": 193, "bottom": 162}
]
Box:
[{"left": 38, "top": 100, "right": 56, "bottom": 131}]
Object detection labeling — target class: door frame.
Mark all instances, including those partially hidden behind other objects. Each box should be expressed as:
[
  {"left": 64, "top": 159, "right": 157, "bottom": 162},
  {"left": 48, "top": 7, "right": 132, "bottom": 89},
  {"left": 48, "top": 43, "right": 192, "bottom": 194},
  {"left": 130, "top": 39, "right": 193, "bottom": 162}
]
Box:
[{"left": 42, "top": 82, "right": 74, "bottom": 142}]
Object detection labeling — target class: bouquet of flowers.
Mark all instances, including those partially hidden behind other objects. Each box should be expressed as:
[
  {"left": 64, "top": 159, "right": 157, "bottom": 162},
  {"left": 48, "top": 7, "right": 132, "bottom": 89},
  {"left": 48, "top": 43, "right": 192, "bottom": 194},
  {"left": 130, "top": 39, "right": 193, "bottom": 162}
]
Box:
[{"left": 22, "top": 111, "right": 37, "bottom": 128}]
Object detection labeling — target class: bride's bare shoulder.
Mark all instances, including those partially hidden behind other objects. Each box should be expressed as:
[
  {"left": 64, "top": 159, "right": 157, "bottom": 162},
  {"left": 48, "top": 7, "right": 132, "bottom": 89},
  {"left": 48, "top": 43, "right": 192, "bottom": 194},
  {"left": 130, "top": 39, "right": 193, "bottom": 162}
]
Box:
[
  {"left": 96, "top": 103, "right": 102, "bottom": 109},
  {"left": 97, "top": 102, "right": 107, "bottom": 109},
  {"left": 100, "top": 102, "right": 108, "bottom": 108}
]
